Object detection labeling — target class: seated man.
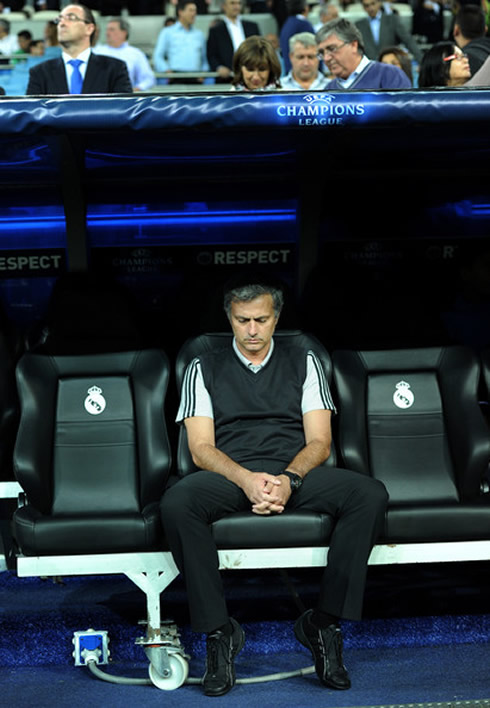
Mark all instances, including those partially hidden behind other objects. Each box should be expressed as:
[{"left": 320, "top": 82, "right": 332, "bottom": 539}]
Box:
[
  {"left": 281, "top": 31, "right": 328, "bottom": 90},
  {"left": 317, "top": 17, "right": 412, "bottom": 89},
  {"left": 161, "top": 278, "right": 389, "bottom": 697}
]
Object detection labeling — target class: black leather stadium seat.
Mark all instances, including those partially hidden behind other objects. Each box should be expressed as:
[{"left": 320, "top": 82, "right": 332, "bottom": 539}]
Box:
[
  {"left": 332, "top": 347, "right": 490, "bottom": 543},
  {"left": 175, "top": 331, "right": 337, "bottom": 549},
  {"left": 13, "top": 349, "right": 171, "bottom": 555}
]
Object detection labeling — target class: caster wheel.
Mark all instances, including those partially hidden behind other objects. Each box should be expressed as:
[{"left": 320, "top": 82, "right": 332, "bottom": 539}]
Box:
[{"left": 149, "top": 653, "right": 189, "bottom": 690}]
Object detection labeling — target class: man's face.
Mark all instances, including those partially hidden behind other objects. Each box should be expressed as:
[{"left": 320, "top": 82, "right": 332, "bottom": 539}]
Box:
[
  {"left": 362, "top": 0, "right": 382, "bottom": 18},
  {"left": 106, "top": 21, "right": 127, "bottom": 48},
  {"left": 178, "top": 2, "right": 197, "bottom": 27},
  {"left": 290, "top": 41, "right": 319, "bottom": 83},
  {"left": 223, "top": 0, "right": 241, "bottom": 20},
  {"left": 229, "top": 294, "right": 278, "bottom": 361},
  {"left": 317, "top": 32, "right": 360, "bottom": 79},
  {"left": 57, "top": 5, "right": 94, "bottom": 46}
]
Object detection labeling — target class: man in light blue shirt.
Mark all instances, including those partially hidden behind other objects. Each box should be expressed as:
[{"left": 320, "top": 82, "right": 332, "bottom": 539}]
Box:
[
  {"left": 152, "top": 0, "right": 209, "bottom": 81},
  {"left": 95, "top": 17, "right": 155, "bottom": 91}
]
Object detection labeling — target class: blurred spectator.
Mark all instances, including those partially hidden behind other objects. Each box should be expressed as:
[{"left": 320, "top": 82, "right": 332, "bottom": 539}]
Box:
[
  {"left": 16, "top": 30, "right": 32, "bottom": 54},
  {"left": 231, "top": 34, "right": 281, "bottom": 88},
  {"left": 207, "top": 0, "right": 260, "bottom": 82},
  {"left": 94, "top": 17, "right": 155, "bottom": 90},
  {"left": 153, "top": 0, "right": 209, "bottom": 81},
  {"left": 11, "top": 29, "right": 32, "bottom": 64},
  {"left": 314, "top": 3, "right": 340, "bottom": 32},
  {"left": 0, "top": 19, "right": 19, "bottom": 59},
  {"left": 379, "top": 44, "right": 413, "bottom": 83},
  {"left": 453, "top": 4, "right": 490, "bottom": 74},
  {"left": 29, "top": 39, "right": 45, "bottom": 57},
  {"left": 43, "top": 20, "right": 62, "bottom": 59},
  {"left": 356, "top": 0, "right": 423, "bottom": 62},
  {"left": 412, "top": 0, "right": 444, "bottom": 43},
  {"left": 280, "top": 0, "right": 315, "bottom": 74},
  {"left": 418, "top": 40, "right": 471, "bottom": 86},
  {"left": 281, "top": 31, "right": 328, "bottom": 88}
]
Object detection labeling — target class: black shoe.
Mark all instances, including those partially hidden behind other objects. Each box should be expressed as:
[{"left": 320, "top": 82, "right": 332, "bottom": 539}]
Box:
[
  {"left": 294, "top": 609, "right": 351, "bottom": 690},
  {"left": 203, "top": 618, "right": 245, "bottom": 697}
]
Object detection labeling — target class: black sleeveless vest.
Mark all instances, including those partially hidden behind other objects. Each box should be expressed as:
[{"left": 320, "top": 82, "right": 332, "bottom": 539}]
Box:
[{"left": 199, "top": 341, "right": 307, "bottom": 472}]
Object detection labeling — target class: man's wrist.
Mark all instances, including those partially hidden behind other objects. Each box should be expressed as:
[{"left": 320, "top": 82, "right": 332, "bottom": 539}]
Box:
[{"left": 281, "top": 469, "right": 303, "bottom": 491}]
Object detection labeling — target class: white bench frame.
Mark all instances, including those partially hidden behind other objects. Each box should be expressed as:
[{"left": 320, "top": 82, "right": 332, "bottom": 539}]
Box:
[{"left": 4, "top": 481, "right": 490, "bottom": 641}]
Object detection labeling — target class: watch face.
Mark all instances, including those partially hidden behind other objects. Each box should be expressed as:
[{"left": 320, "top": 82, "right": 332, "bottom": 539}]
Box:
[{"left": 286, "top": 471, "right": 302, "bottom": 490}]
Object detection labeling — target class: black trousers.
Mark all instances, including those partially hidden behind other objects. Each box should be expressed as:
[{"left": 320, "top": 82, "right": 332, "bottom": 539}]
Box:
[{"left": 161, "top": 467, "right": 388, "bottom": 633}]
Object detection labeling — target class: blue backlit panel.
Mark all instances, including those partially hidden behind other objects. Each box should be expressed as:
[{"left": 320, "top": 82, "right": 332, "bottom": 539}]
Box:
[
  {"left": 86, "top": 201, "right": 298, "bottom": 247},
  {"left": 0, "top": 205, "right": 67, "bottom": 327}
]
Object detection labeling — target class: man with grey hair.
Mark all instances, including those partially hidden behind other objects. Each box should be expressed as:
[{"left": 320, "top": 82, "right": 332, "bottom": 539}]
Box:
[
  {"left": 161, "top": 275, "right": 388, "bottom": 697},
  {"left": 281, "top": 31, "right": 328, "bottom": 90},
  {"left": 317, "top": 17, "right": 411, "bottom": 89},
  {"left": 94, "top": 17, "right": 155, "bottom": 91}
]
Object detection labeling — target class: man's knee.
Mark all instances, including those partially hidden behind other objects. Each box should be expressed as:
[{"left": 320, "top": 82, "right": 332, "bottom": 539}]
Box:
[
  {"left": 359, "top": 476, "right": 389, "bottom": 513},
  {"left": 160, "top": 478, "right": 193, "bottom": 521}
]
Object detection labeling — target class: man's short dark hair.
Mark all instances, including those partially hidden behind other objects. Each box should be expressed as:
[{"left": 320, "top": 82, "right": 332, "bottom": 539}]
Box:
[
  {"left": 224, "top": 279, "right": 284, "bottom": 319},
  {"left": 70, "top": 4, "right": 97, "bottom": 44},
  {"left": 455, "top": 4, "right": 486, "bottom": 39},
  {"left": 72, "top": 3, "right": 96, "bottom": 25},
  {"left": 177, "top": 0, "right": 195, "bottom": 14},
  {"left": 17, "top": 30, "right": 33, "bottom": 41}
]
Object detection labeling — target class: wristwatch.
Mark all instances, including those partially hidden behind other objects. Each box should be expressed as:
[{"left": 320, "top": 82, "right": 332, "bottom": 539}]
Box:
[{"left": 282, "top": 470, "right": 303, "bottom": 492}]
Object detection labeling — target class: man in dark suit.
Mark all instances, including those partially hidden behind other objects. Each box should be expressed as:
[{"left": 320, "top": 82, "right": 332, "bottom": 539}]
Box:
[
  {"left": 207, "top": 0, "right": 260, "bottom": 82},
  {"left": 27, "top": 3, "right": 132, "bottom": 95},
  {"left": 355, "top": 0, "right": 422, "bottom": 63}
]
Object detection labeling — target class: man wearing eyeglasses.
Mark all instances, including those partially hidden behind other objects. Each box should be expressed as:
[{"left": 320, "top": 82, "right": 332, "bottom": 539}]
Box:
[
  {"left": 317, "top": 18, "right": 411, "bottom": 90},
  {"left": 26, "top": 4, "right": 132, "bottom": 95}
]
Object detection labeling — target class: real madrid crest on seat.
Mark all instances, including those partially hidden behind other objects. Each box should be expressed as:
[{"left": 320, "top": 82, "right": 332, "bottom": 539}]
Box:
[
  {"left": 84, "top": 385, "right": 106, "bottom": 416},
  {"left": 393, "top": 381, "right": 414, "bottom": 409}
]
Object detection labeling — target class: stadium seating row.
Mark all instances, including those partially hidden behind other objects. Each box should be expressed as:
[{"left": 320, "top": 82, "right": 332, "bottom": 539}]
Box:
[{"left": 1, "top": 6, "right": 455, "bottom": 56}]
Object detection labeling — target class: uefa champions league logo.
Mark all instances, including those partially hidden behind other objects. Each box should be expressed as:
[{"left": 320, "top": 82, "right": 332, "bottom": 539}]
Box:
[{"left": 276, "top": 94, "right": 366, "bottom": 125}]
